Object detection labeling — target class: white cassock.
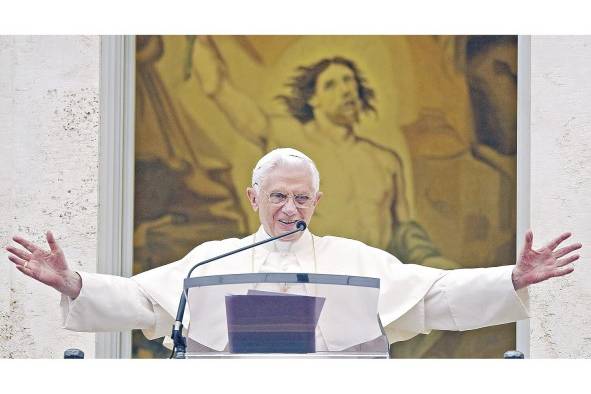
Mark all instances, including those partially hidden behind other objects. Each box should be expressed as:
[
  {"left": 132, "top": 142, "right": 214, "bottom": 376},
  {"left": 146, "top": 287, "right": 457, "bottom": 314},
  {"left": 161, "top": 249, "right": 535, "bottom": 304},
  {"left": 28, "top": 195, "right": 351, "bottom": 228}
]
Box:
[{"left": 61, "top": 226, "right": 529, "bottom": 351}]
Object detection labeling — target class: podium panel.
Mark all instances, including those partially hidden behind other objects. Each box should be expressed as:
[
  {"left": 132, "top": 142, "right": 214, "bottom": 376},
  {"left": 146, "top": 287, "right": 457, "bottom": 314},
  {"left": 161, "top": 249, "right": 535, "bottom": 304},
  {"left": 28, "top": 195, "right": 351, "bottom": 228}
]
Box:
[{"left": 183, "top": 273, "right": 389, "bottom": 358}]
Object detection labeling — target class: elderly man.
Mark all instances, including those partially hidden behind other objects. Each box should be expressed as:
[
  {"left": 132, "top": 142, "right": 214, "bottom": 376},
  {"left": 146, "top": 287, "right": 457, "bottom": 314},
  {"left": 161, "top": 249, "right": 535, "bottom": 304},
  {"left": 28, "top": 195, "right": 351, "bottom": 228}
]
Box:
[{"left": 6, "top": 148, "right": 581, "bottom": 353}]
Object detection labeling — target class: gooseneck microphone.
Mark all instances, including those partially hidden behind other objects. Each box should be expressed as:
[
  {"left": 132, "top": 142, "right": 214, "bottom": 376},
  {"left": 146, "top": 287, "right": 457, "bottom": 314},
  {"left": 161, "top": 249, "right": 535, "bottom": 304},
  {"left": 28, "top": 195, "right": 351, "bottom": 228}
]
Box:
[{"left": 170, "top": 220, "right": 307, "bottom": 358}]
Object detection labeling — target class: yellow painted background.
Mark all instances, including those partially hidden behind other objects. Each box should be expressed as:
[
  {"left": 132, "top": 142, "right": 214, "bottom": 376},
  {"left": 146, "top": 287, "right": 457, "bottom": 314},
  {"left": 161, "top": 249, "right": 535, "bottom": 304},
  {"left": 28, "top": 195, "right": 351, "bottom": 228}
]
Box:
[{"left": 133, "top": 35, "right": 518, "bottom": 358}]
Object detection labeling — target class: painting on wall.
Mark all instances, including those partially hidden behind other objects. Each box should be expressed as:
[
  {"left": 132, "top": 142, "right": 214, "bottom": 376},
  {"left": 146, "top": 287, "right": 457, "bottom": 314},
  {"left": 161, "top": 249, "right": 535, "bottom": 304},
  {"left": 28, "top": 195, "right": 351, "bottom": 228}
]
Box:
[{"left": 133, "top": 35, "right": 518, "bottom": 358}]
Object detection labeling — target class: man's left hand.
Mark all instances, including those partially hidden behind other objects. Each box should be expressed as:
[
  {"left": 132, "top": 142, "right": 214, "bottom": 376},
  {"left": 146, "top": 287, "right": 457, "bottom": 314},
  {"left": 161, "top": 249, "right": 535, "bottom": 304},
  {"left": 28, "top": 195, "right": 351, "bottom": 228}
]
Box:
[{"left": 512, "top": 230, "right": 582, "bottom": 290}]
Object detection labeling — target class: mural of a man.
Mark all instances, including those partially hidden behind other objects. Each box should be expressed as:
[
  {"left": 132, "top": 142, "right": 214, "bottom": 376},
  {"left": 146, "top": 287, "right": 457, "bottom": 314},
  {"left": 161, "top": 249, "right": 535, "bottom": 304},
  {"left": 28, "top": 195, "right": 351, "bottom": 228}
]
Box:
[
  {"left": 191, "top": 36, "right": 459, "bottom": 270},
  {"left": 468, "top": 35, "right": 518, "bottom": 184},
  {"left": 130, "top": 35, "right": 518, "bottom": 358},
  {"left": 467, "top": 35, "right": 519, "bottom": 257}
]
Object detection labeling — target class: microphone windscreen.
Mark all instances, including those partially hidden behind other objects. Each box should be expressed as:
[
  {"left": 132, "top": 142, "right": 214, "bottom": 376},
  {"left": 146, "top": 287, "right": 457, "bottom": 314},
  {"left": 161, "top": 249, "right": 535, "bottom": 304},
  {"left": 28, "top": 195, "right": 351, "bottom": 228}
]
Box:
[{"left": 296, "top": 220, "right": 307, "bottom": 231}]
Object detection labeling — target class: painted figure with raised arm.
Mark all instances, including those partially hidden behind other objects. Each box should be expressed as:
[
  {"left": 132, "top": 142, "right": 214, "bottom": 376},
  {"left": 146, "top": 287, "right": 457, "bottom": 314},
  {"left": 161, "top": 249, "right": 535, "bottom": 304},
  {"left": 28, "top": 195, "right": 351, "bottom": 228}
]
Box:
[
  {"left": 190, "top": 37, "right": 452, "bottom": 269},
  {"left": 6, "top": 148, "right": 582, "bottom": 352}
]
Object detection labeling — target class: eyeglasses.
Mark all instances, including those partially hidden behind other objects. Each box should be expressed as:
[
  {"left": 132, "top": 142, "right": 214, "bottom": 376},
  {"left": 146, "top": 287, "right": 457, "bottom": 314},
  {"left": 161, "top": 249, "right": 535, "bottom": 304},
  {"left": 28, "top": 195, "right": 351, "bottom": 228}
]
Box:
[{"left": 264, "top": 191, "right": 315, "bottom": 208}]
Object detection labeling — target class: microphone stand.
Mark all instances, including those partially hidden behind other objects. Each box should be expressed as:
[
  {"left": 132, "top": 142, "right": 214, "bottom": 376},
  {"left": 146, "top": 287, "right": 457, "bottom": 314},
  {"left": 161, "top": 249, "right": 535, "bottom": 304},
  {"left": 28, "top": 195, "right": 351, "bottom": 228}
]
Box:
[{"left": 170, "top": 221, "right": 307, "bottom": 359}]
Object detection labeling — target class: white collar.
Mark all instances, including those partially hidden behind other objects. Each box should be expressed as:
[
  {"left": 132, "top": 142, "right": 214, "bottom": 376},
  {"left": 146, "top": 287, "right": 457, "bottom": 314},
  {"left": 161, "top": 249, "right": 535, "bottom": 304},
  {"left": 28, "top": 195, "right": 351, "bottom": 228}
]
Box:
[
  {"left": 254, "top": 225, "right": 314, "bottom": 253},
  {"left": 251, "top": 225, "right": 316, "bottom": 273}
]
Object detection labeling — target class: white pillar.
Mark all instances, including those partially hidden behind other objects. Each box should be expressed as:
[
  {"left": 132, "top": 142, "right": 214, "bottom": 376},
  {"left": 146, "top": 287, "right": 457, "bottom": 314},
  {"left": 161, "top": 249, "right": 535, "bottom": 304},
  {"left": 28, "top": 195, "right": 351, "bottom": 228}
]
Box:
[{"left": 529, "top": 35, "right": 591, "bottom": 358}]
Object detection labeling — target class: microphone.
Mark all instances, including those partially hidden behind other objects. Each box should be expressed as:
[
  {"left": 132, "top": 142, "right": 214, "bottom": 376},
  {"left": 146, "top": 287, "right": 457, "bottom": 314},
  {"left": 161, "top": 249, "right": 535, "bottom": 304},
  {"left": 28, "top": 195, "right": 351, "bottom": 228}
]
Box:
[
  {"left": 296, "top": 220, "right": 307, "bottom": 231},
  {"left": 170, "top": 220, "right": 308, "bottom": 358}
]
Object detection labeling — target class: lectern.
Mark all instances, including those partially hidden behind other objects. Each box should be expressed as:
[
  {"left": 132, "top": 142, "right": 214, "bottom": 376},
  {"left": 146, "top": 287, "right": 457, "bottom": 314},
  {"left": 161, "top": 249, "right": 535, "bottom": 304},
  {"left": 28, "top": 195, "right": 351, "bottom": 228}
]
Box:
[{"left": 180, "top": 272, "right": 390, "bottom": 359}]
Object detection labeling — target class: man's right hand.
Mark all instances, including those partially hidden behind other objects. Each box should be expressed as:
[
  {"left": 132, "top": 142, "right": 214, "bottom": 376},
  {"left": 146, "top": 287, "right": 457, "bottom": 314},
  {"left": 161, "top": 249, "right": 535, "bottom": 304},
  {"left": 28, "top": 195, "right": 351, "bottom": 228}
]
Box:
[{"left": 6, "top": 231, "right": 82, "bottom": 299}]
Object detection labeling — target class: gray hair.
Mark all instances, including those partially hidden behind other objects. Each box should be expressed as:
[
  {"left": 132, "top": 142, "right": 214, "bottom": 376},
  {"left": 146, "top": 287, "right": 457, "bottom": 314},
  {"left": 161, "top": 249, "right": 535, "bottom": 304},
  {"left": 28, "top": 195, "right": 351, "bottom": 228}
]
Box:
[{"left": 252, "top": 148, "right": 320, "bottom": 192}]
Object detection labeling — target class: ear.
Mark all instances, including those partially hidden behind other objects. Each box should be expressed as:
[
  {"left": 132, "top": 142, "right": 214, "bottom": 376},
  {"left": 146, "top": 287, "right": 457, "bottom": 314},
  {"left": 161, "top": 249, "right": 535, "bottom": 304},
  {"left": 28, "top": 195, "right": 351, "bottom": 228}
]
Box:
[
  {"left": 246, "top": 187, "right": 259, "bottom": 211},
  {"left": 314, "top": 191, "right": 323, "bottom": 206}
]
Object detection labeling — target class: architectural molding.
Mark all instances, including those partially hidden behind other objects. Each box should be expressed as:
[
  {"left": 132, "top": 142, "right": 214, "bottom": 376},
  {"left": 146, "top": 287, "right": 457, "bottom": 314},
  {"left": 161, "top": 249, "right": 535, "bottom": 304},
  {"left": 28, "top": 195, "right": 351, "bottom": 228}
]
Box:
[
  {"left": 96, "top": 35, "right": 136, "bottom": 359},
  {"left": 516, "top": 35, "right": 531, "bottom": 358}
]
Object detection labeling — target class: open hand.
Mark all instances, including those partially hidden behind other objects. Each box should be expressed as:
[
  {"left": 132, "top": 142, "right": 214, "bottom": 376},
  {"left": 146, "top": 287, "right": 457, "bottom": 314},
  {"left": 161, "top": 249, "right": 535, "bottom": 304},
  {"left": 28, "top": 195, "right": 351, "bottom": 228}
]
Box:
[
  {"left": 512, "top": 230, "right": 582, "bottom": 290},
  {"left": 6, "top": 231, "right": 81, "bottom": 299}
]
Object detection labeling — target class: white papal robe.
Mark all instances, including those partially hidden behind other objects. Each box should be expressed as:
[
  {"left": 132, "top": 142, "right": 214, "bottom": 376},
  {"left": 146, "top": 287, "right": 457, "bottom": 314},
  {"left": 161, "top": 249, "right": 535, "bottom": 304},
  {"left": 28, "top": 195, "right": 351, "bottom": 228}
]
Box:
[{"left": 61, "top": 226, "right": 529, "bottom": 351}]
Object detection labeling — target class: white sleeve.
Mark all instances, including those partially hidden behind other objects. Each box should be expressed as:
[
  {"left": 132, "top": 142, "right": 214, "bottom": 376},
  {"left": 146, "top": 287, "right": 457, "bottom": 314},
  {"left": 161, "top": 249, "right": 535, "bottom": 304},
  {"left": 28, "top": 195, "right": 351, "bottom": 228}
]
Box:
[
  {"left": 423, "top": 265, "right": 529, "bottom": 331},
  {"left": 60, "top": 271, "right": 159, "bottom": 333}
]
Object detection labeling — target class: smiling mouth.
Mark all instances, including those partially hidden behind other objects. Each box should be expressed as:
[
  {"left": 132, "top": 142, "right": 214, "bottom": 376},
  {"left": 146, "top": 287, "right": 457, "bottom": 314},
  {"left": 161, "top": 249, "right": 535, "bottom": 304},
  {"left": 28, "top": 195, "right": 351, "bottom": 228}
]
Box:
[{"left": 278, "top": 219, "right": 298, "bottom": 225}]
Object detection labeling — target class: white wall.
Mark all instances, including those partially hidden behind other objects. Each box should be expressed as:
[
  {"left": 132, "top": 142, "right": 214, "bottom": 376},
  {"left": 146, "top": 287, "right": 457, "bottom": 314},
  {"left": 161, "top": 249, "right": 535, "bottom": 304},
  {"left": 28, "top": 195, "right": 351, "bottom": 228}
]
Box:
[
  {"left": 0, "top": 36, "right": 100, "bottom": 358},
  {"left": 529, "top": 36, "right": 591, "bottom": 358}
]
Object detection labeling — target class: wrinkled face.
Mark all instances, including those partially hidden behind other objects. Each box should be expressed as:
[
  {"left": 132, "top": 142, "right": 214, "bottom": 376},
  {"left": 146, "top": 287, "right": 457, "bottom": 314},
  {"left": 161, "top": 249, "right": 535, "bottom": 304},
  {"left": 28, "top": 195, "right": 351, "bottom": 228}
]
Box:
[
  {"left": 309, "top": 63, "right": 361, "bottom": 127},
  {"left": 247, "top": 163, "right": 322, "bottom": 241}
]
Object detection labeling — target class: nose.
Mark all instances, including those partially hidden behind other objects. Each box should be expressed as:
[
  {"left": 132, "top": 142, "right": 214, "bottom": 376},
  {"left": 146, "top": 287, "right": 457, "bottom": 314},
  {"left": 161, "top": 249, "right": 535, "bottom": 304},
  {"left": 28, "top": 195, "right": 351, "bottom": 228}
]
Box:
[
  {"left": 340, "top": 84, "right": 351, "bottom": 97},
  {"left": 281, "top": 196, "right": 298, "bottom": 216},
  {"left": 339, "top": 81, "right": 354, "bottom": 96}
]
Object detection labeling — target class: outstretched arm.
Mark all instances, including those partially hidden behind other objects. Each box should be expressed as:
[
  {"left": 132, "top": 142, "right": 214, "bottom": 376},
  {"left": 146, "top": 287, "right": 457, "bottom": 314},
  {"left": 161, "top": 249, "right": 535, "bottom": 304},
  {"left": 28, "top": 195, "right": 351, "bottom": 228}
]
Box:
[
  {"left": 6, "top": 231, "right": 82, "bottom": 299},
  {"left": 6, "top": 231, "right": 162, "bottom": 334},
  {"left": 512, "top": 230, "right": 581, "bottom": 290},
  {"left": 192, "top": 36, "right": 269, "bottom": 146},
  {"left": 420, "top": 230, "right": 581, "bottom": 331}
]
